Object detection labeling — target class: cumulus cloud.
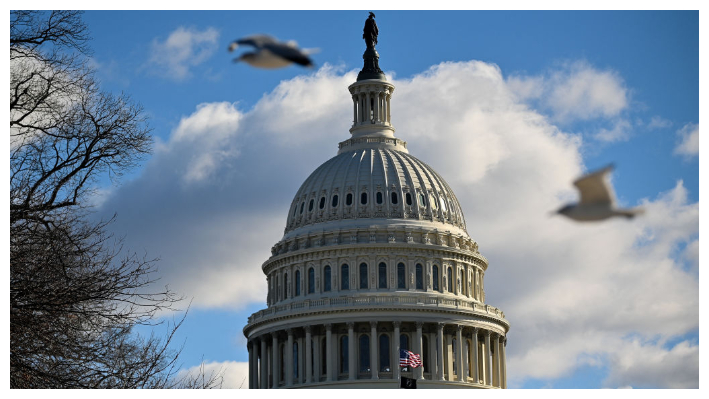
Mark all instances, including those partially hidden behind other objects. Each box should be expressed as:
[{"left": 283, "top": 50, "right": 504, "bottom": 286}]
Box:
[
  {"left": 604, "top": 339, "right": 698, "bottom": 389},
  {"left": 96, "top": 59, "right": 697, "bottom": 388},
  {"left": 594, "top": 118, "right": 632, "bottom": 142},
  {"left": 508, "top": 61, "right": 630, "bottom": 141},
  {"left": 646, "top": 115, "right": 673, "bottom": 130},
  {"left": 176, "top": 361, "right": 249, "bottom": 389},
  {"left": 673, "top": 122, "right": 699, "bottom": 157},
  {"left": 147, "top": 26, "right": 219, "bottom": 81}
]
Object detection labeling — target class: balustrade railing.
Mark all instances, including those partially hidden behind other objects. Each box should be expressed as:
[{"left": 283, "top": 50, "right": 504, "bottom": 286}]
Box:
[{"left": 247, "top": 294, "right": 505, "bottom": 324}]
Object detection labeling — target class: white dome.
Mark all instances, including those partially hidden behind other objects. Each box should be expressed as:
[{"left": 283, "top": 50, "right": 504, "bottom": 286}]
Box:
[{"left": 284, "top": 146, "right": 468, "bottom": 239}]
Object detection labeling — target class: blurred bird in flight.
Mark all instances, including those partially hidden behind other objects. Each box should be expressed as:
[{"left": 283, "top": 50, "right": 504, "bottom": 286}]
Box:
[
  {"left": 555, "top": 165, "right": 644, "bottom": 222},
  {"left": 228, "top": 34, "right": 316, "bottom": 69}
]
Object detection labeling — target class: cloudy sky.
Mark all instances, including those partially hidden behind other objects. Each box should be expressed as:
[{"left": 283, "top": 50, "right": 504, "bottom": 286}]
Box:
[{"left": 78, "top": 9, "right": 700, "bottom": 389}]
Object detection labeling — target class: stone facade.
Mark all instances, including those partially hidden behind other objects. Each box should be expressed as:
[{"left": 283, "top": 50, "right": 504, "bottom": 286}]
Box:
[{"left": 243, "top": 51, "right": 509, "bottom": 389}]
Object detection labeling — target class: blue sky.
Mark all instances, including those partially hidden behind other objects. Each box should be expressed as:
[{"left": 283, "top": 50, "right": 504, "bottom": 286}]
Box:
[{"left": 74, "top": 10, "right": 700, "bottom": 388}]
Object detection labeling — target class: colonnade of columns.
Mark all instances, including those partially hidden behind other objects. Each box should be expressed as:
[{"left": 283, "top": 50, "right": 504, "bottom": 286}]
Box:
[
  {"left": 351, "top": 89, "right": 392, "bottom": 126},
  {"left": 247, "top": 321, "right": 506, "bottom": 389}
]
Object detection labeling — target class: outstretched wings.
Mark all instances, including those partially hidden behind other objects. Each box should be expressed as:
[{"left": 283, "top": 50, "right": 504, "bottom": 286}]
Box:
[{"left": 573, "top": 165, "right": 616, "bottom": 205}]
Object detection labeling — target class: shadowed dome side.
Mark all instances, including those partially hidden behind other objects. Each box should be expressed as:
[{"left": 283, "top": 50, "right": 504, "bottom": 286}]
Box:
[{"left": 283, "top": 147, "right": 468, "bottom": 238}]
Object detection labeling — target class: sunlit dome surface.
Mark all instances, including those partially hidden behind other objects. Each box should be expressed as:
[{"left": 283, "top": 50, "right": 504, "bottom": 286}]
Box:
[{"left": 283, "top": 146, "right": 468, "bottom": 239}]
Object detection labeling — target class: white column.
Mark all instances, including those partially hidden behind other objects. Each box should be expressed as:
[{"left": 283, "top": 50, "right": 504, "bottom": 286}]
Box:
[
  {"left": 471, "top": 328, "right": 479, "bottom": 384},
  {"left": 393, "top": 321, "right": 401, "bottom": 381},
  {"left": 272, "top": 333, "right": 280, "bottom": 388},
  {"left": 436, "top": 323, "right": 445, "bottom": 380},
  {"left": 492, "top": 333, "right": 500, "bottom": 387},
  {"left": 248, "top": 341, "right": 255, "bottom": 389},
  {"left": 305, "top": 327, "right": 312, "bottom": 384},
  {"left": 352, "top": 95, "right": 357, "bottom": 125},
  {"left": 260, "top": 337, "right": 268, "bottom": 389},
  {"left": 416, "top": 322, "right": 424, "bottom": 380},
  {"left": 347, "top": 322, "right": 355, "bottom": 380},
  {"left": 373, "top": 91, "right": 380, "bottom": 123},
  {"left": 313, "top": 335, "right": 321, "bottom": 382},
  {"left": 365, "top": 91, "right": 370, "bottom": 123},
  {"left": 325, "top": 324, "right": 333, "bottom": 382},
  {"left": 386, "top": 94, "right": 391, "bottom": 124},
  {"left": 370, "top": 321, "right": 379, "bottom": 379},
  {"left": 501, "top": 337, "right": 507, "bottom": 389},
  {"left": 380, "top": 92, "right": 386, "bottom": 123},
  {"left": 484, "top": 331, "right": 492, "bottom": 386},
  {"left": 284, "top": 330, "right": 292, "bottom": 387},
  {"left": 456, "top": 326, "right": 464, "bottom": 381}
]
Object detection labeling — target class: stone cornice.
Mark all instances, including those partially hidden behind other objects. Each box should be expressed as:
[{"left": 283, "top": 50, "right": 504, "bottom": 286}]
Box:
[{"left": 244, "top": 293, "right": 509, "bottom": 337}]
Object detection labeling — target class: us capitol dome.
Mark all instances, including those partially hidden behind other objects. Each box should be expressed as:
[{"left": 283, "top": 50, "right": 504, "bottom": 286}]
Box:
[{"left": 243, "top": 15, "right": 509, "bottom": 389}]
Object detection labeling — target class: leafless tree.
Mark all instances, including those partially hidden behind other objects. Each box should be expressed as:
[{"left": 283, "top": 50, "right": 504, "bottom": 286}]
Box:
[{"left": 10, "top": 11, "right": 221, "bottom": 389}]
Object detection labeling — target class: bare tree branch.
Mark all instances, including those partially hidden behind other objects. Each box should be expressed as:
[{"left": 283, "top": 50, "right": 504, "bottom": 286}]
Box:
[{"left": 10, "top": 10, "right": 222, "bottom": 389}]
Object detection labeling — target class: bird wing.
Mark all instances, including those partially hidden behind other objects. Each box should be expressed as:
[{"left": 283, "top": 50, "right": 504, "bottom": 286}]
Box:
[
  {"left": 573, "top": 165, "right": 616, "bottom": 205},
  {"left": 263, "top": 42, "right": 313, "bottom": 67},
  {"left": 235, "top": 34, "right": 278, "bottom": 48}
]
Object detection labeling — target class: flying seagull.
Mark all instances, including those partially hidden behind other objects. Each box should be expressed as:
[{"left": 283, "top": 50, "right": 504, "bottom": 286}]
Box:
[
  {"left": 555, "top": 165, "right": 644, "bottom": 222},
  {"left": 228, "top": 34, "right": 315, "bottom": 69}
]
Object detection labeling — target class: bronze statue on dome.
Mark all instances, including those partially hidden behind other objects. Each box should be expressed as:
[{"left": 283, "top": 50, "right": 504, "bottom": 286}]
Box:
[{"left": 363, "top": 12, "right": 378, "bottom": 49}]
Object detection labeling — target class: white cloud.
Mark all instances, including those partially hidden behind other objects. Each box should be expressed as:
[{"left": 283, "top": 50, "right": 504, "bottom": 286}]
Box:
[
  {"left": 166, "top": 102, "right": 243, "bottom": 183},
  {"left": 604, "top": 339, "right": 699, "bottom": 389},
  {"left": 176, "top": 360, "right": 249, "bottom": 389},
  {"left": 594, "top": 118, "right": 632, "bottom": 142},
  {"left": 97, "top": 59, "right": 698, "bottom": 388},
  {"left": 507, "top": 61, "right": 630, "bottom": 142},
  {"left": 546, "top": 61, "right": 628, "bottom": 122},
  {"left": 646, "top": 115, "right": 673, "bottom": 130},
  {"left": 673, "top": 122, "right": 699, "bottom": 157},
  {"left": 148, "top": 26, "right": 219, "bottom": 81}
]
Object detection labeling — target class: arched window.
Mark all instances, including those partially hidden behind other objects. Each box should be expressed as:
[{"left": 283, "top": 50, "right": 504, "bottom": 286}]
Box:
[
  {"left": 319, "top": 196, "right": 326, "bottom": 209},
  {"left": 397, "top": 262, "right": 406, "bottom": 289},
  {"left": 308, "top": 199, "right": 314, "bottom": 212},
  {"left": 405, "top": 192, "right": 412, "bottom": 206},
  {"left": 391, "top": 192, "right": 398, "bottom": 204},
  {"left": 415, "top": 263, "right": 423, "bottom": 290},
  {"left": 417, "top": 192, "right": 426, "bottom": 207},
  {"left": 359, "top": 335, "right": 370, "bottom": 372},
  {"left": 359, "top": 263, "right": 368, "bottom": 289},
  {"left": 308, "top": 267, "right": 315, "bottom": 294},
  {"left": 346, "top": 193, "right": 353, "bottom": 206},
  {"left": 300, "top": 202, "right": 304, "bottom": 214},
  {"left": 293, "top": 204, "right": 297, "bottom": 216},
  {"left": 332, "top": 194, "right": 339, "bottom": 207},
  {"left": 340, "top": 336, "right": 349, "bottom": 374},
  {"left": 439, "top": 195, "right": 447, "bottom": 212},
  {"left": 341, "top": 264, "right": 349, "bottom": 290},
  {"left": 422, "top": 335, "right": 430, "bottom": 372},
  {"left": 400, "top": 334, "right": 409, "bottom": 351},
  {"left": 361, "top": 192, "right": 368, "bottom": 205},
  {"left": 378, "top": 262, "right": 387, "bottom": 289},
  {"left": 324, "top": 266, "right": 331, "bottom": 292},
  {"left": 447, "top": 267, "right": 453, "bottom": 292},
  {"left": 379, "top": 334, "right": 390, "bottom": 372},
  {"left": 433, "top": 265, "right": 440, "bottom": 292},
  {"left": 283, "top": 273, "right": 288, "bottom": 299},
  {"left": 295, "top": 270, "right": 301, "bottom": 296},
  {"left": 376, "top": 191, "right": 383, "bottom": 204},
  {"left": 293, "top": 341, "right": 299, "bottom": 379}
]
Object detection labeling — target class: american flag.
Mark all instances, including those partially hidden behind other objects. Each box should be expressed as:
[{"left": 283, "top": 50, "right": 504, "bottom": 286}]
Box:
[{"left": 399, "top": 349, "right": 422, "bottom": 368}]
